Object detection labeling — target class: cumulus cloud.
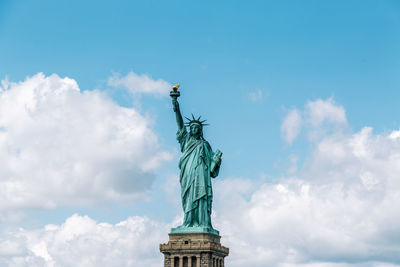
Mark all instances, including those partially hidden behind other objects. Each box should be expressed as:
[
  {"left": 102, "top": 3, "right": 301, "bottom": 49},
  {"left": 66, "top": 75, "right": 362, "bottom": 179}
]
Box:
[
  {"left": 215, "top": 106, "right": 400, "bottom": 266},
  {"left": 389, "top": 129, "right": 400, "bottom": 140},
  {"left": 108, "top": 71, "right": 171, "bottom": 96},
  {"left": 281, "top": 109, "right": 302, "bottom": 144},
  {"left": 305, "top": 98, "right": 347, "bottom": 127},
  {"left": 0, "top": 73, "right": 171, "bottom": 211},
  {"left": 281, "top": 98, "right": 348, "bottom": 144},
  {"left": 1, "top": 112, "right": 399, "bottom": 267},
  {"left": 2, "top": 92, "right": 398, "bottom": 267},
  {"left": 0, "top": 214, "right": 169, "bottom": 267}
]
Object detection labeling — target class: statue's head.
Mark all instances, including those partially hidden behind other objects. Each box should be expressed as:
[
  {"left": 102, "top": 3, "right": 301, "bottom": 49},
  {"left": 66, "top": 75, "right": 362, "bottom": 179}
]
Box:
[
  {"left": 185, "top": 114, "right": 208, "bottom": 139},
  {"left": 190, "top": 123, "right": 202, "bottom": 138}
]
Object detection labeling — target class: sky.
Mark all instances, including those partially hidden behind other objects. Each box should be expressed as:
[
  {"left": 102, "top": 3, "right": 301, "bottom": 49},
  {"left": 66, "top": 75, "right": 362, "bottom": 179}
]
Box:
[{"left": 1, "top": 0, "right": 400, "bottom": 266}]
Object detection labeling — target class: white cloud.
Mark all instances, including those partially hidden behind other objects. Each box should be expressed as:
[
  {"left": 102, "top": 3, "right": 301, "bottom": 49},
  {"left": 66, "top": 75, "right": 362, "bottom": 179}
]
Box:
[
  {"left": 214, "top": 101, "right": 400, "bottom": 266},
  {"left": 1, "top": 90, "right": 398, "bottom": 267},
  {"left": 108, "top": 71, "right": 171, "bottom": 96},
  {"left": 1, "top": 117, "right": 400, "bottom": 266},
  {"left": 281, "top": 98, "right": 348, "bottom": 144},
  {"left": 306, "top": 98, "right": 347, "bottom": 127},
  {"left": 0, "top": 73, "right": 172, "bottom": 211},
  {"left": 281, "top": 109, "right": 302, "bottom": 144},
  {"left": 389, "top": 129, "right": 400, "bottom": 140},
  {"left": 0, "top": 214, "right": 169, "bottom": 267}
]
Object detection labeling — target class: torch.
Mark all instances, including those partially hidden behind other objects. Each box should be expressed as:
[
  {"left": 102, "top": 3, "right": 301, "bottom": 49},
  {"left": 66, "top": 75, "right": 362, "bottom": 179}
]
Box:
[
  {"left": 170, "top": 84, "right": 180, "bottom": 112},
  {"left": 170, "top": 84, "right": 180, "bottom": 99}
]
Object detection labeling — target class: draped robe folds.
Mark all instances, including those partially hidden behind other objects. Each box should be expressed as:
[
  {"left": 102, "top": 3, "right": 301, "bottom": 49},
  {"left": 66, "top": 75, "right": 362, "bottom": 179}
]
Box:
[{"left": 177, "top": 127, "right": 220, "bottom": 228}]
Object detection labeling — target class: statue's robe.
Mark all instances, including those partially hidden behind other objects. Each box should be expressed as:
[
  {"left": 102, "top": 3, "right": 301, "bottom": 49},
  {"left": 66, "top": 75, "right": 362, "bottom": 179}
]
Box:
[{"left": 177, "top": 127, "right": 220, "bottom": 227}]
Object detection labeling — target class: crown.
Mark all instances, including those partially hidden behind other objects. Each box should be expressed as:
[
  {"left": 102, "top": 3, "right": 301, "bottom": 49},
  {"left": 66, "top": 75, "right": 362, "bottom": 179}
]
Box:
[{"left": 184, "top": 114, "right": 209, "bottom": 128}]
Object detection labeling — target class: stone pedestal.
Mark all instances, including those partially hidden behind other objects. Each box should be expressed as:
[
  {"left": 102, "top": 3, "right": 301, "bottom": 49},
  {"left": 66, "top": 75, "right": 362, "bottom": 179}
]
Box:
[{"left": 160, "top": 232, "right": 229, "bottom": 267}]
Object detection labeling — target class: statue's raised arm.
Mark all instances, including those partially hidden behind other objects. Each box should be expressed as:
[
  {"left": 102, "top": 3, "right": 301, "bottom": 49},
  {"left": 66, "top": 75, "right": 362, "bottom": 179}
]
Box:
[{"left": 171, "top": 84, "right": 184, "bottom": 130}]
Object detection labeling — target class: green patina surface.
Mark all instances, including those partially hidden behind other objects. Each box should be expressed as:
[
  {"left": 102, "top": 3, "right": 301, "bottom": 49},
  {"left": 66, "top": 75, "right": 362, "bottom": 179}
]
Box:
[
  {"left": 170, "top": 226, "right": 219, "bottom": 235},
  {"left": 170, "top": 87, "right": 222, "bottom": 235}
]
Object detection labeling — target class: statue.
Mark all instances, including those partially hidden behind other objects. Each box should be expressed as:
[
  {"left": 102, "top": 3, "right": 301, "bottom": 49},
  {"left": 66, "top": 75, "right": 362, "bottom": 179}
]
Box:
[{"left": 170, "top": 84, "right": 222, "bottom": 235}]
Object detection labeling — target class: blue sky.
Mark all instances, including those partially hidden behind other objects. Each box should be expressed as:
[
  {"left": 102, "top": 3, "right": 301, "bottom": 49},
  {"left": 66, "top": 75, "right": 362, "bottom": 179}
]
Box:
[{"left": 1, "top": 1, "right": 400, "bottom": 266}]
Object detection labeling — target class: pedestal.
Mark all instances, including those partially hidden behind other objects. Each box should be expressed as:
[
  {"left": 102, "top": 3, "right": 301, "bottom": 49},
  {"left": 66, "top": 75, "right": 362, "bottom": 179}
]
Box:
[{"left": 160, "top": 232, "right": 229, "bottom": 267}]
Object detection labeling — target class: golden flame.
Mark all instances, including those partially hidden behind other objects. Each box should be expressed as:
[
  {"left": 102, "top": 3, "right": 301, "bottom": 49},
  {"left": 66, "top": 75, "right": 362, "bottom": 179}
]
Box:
[{"left": 172, "top": 84, "right": 180, "bottom": 91}]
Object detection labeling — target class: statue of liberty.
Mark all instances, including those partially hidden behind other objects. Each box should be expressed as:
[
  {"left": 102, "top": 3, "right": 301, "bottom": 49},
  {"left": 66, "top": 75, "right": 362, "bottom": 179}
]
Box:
[{"left": 170, "top": 85, "right": 222, "bottom": 235}]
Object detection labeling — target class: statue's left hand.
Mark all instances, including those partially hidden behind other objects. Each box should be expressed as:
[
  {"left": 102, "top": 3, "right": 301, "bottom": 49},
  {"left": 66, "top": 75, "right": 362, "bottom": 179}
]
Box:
[
  {"left": 210, "top": 150, "right": 222, "bottom": 178},
  {"left": 213, "top": 150, "right": 222, "bottom": 165}
]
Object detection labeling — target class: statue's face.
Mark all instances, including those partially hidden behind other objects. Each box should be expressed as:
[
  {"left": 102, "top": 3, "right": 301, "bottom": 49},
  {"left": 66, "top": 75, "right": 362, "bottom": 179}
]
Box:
[{"left": 190, "top": 123, "right": 202, "bottom": 137}]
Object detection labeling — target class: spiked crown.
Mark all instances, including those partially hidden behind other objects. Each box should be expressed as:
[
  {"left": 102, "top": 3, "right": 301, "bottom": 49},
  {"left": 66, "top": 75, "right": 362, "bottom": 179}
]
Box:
[{"left": 184, "top": 114, "right": 209, "bottom": 128}]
